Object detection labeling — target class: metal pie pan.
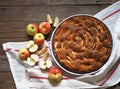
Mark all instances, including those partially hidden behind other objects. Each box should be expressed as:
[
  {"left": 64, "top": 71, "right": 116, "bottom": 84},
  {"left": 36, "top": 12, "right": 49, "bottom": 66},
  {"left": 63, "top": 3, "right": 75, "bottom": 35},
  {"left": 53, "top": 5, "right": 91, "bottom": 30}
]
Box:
[{"left": 50, "top": 14, "right": 114, "bottom": 76}]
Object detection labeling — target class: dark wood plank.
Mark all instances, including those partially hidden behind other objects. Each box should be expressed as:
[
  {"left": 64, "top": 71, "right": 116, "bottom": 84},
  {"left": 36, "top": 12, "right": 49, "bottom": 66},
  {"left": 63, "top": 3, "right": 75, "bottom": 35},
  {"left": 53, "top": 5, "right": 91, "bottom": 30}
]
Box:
[
  {"left": 0, "top": 5, "right": 110, "bottom": 22},
  {"left": 0, "top": 55, "right": 10, "bottom": 71},
  {"left": 0, "top": 0, "right": 118, "bottom": 5},
  {"left": 0, "top": 21, "right": 52, "bottom": 44},
  {"left": 0, "top": 72, "right": 16, "bottom": 89}
]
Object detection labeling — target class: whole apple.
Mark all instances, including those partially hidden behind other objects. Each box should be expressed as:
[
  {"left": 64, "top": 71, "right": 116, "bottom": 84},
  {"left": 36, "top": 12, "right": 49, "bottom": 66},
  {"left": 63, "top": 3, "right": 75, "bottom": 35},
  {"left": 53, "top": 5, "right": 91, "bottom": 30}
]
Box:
[
  {"left": 34, "top": 33, "right": 45, "bottom": 46},
  {"left": 48, "top": 67, "right": 62, "bottom": 83},
  {"left": 26, "top": 23, "right": 39, "bottom": 36},
  {"left": 18, "top": 48, "right": 30, "bottom": 60},
  {"left": 39, "top": 22, "right": 51, "bottom": 34}
]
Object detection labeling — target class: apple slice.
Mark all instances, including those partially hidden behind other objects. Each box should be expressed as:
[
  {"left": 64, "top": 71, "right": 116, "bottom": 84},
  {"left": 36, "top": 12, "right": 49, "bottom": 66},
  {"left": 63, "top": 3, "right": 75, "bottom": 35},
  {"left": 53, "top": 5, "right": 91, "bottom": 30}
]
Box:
[
  {"left": 26, "top": 40, "right": 34, "bottom": 49},
  {"left": 47, "top": 14, "right": 53, "bottom": 24},
  {"left": 43, "top": 51, "right": 49, "bottom": 61},
  {"left": 30, "top": 54, "right": 39, "bottom": 62},
  {"left": 26, "top": 57, "right": 36, "bottom": 66},
  {"left": 29, "top": 44, "right": 38, "bottom": 53},
  {"left": 37, "top": 46, "right": 47, "bottom": 55},
  {"left": 53, "top": 17, "right": 59, "bottom": 27},
  {"left": 39, "top": 60, "right": 52, "bottom": 69}
]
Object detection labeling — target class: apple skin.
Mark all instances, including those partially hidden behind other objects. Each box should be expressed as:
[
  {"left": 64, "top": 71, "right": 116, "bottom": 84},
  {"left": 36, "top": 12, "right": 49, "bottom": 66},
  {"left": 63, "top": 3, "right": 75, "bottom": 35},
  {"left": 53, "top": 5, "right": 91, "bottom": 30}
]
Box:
[
  {"left": 39, "top": 22, "right": 51, "bottom": 34},
  {"left": 48, "top": 67, "right": 62, "bottom": 83},
  {"left": 33, "top": 33, "right": 45, "bottom": 46},
  {"left": 18, "top": 48, "right": 30, "bottom": 60},
  {"left": 26, "top": 23, "right": 39, "bottom": 36}
]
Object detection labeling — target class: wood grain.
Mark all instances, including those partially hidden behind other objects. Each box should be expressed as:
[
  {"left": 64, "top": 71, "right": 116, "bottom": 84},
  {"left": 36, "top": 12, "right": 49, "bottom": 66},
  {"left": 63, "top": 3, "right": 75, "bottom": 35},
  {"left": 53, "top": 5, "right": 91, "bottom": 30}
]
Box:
[
  {"left": 0, "top": 5, "right": 109, "bottom": 22},
  {"left": 0, "top": 72, "right": 16, "bottom": 89},
  {"left": 0, "top": 0, "right": 118, "bottom": 5},
  {"left": 0, "top": 0, "right": 119, "bottom": 89}
]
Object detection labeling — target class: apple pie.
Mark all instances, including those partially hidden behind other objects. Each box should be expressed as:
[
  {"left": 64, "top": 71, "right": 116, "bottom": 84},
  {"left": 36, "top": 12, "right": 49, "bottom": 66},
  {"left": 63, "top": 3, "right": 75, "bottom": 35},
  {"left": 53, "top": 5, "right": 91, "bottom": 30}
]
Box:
[{"left": 52, "top": 15, "right": 112, "bottom": 74}]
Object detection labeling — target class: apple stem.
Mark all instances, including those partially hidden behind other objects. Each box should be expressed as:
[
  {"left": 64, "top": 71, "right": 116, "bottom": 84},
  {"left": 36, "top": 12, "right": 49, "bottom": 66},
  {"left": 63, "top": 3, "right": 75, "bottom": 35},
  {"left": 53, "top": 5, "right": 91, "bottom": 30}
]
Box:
[{"left": 32, "top": 26, "right": 34, "bottom": 29}]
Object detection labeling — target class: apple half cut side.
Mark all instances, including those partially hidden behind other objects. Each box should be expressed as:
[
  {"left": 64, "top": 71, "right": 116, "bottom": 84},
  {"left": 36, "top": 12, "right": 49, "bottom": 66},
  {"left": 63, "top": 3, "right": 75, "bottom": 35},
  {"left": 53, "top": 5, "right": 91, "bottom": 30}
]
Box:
[
  {"left": 39, "top": 60, "right": 52, "bottom": 70},
  {"left": 46, "top": 60, "right": 52, "bottom": 68},
  {"left": 26, "top": 40, "right": 34, "bottom": 49},
  {"left": 26, "top": 57, "right": 36, "bottom": 66},
  {"left": 26, "top": 40, "right": 38, "bottom": 53},
  {"left": 25, "top": 54, "right": 39, "bottom": 67},
  {"left": 30, "top": 54, "right": 39, "bottom": 62},
  {"left": 29, "top": 44, "right": 38, "bottom": 53}
]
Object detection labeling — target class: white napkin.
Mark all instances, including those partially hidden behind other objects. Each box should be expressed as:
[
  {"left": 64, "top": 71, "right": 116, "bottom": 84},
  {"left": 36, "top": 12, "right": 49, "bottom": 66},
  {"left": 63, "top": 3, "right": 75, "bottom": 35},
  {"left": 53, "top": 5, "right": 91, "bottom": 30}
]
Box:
[{"left": 2, "top": 1, "right": 120, "bottom": 89}]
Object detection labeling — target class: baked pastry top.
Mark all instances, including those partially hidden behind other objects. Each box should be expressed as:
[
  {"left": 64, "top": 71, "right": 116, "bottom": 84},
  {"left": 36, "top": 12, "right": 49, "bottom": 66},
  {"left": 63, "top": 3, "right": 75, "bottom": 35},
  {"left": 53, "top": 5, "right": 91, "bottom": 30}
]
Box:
[{"left": 52, "top": 15, "right": 112, "bottom": 74}]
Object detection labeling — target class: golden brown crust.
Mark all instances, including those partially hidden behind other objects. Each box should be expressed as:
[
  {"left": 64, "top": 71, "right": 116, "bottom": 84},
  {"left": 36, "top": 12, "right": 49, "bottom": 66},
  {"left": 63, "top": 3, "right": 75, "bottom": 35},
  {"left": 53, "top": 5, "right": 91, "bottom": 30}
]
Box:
[{"left": 52, "top": 15, "right": 112, "bottom": 74}]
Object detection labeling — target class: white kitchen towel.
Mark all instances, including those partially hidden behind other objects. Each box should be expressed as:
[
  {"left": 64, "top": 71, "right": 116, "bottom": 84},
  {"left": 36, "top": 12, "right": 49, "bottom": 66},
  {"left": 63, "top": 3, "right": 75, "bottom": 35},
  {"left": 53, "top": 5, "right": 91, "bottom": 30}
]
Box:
[{"left": 2, "top": 1, "right": 120, "bottom": 89}]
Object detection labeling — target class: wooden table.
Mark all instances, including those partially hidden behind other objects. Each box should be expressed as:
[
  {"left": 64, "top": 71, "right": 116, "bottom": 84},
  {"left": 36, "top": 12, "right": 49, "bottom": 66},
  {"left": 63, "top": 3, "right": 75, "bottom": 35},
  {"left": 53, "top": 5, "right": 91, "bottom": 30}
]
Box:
[{"left": 0, "top": 0, "right": 120, "bottom": 89}]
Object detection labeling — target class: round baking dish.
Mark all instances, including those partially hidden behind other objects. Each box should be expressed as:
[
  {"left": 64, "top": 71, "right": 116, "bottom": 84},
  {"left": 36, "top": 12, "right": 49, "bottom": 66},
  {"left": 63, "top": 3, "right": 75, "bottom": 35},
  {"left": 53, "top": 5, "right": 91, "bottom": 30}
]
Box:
[{"left": 50, "top": 14, "right": 114, "bottom": 76}]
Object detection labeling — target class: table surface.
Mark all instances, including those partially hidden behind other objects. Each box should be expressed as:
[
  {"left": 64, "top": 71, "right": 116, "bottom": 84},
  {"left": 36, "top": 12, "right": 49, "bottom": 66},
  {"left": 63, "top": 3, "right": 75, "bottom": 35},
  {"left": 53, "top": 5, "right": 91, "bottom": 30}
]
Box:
[{"left": 0, "top": 0, "right": 120, "bottom": 89}]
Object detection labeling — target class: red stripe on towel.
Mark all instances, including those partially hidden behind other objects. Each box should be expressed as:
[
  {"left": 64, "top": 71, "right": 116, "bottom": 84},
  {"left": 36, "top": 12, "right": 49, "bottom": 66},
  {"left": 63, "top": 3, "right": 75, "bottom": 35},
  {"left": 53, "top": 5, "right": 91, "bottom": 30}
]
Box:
[
  {"left": 30, "top": 76, "right": 49, "bottom": 80},
  {"left": 15, "top": 50, "right": 19, "bottom": 52},
  {"left": 30, "top": 76, "right": 72, "bottom": 80},
  {"left": 99, "top": 59, "right": 120, "bottom": 86},
  {"left": 5, "top": 48, "right": 19, "bottom": 52},
  {"left": 102, "top": 9, "right": 120, "bottom": 21},
  {"left": 99, "top": 8, "right": 120, "bottom": 86},
  {"left": 5, "top": 48, "right": 12, "bottom": 52}
]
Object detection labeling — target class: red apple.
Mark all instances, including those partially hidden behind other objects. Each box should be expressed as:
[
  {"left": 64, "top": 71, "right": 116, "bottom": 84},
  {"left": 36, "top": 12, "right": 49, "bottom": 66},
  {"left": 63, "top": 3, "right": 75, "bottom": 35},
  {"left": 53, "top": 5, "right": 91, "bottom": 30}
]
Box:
[
  {"left": 39, "top": 22, "right": 51, "bottom": 34},
  {"left": 34, "top": 33, "right": 45, "bottom": 46},
  {"left": 18, "top": 48, "right": 30, "bottom": 60},
  {"left": 26, "top": 23, "right": 39, "bottom": 36},
  {"left": 48, "top": 67, "right": 62, "bottom": 83}
]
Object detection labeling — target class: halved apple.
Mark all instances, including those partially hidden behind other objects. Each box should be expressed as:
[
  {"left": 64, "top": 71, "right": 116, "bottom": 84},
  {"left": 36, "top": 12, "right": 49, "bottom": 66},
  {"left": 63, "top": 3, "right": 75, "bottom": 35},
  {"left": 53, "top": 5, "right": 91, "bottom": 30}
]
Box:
[
  {"left": 26, "top": 40, "right": 38, "bottom": 53},
  {"left": 39, "top": 60, "right": 52, "bottom": 70},
  {"left": 30, "top": 54, "right": 39, "bottom": 62},
  {"left": 26, "top": 54, "right": 39, "bottom": 66},
  {"left": 39, "top": 60, "right": 47, "bottom": 69},
  {"left": 29, "top": 44, "right": 38, "bottom": 53},
  {"left": 26, "top": 40, "right": 34, "bottom": 49},
  {"left": 46, "top": 60, "right": 52, "bottom": 69},
  {"left": 26, "top": 57, "right": 36, "bottom": 66}
]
